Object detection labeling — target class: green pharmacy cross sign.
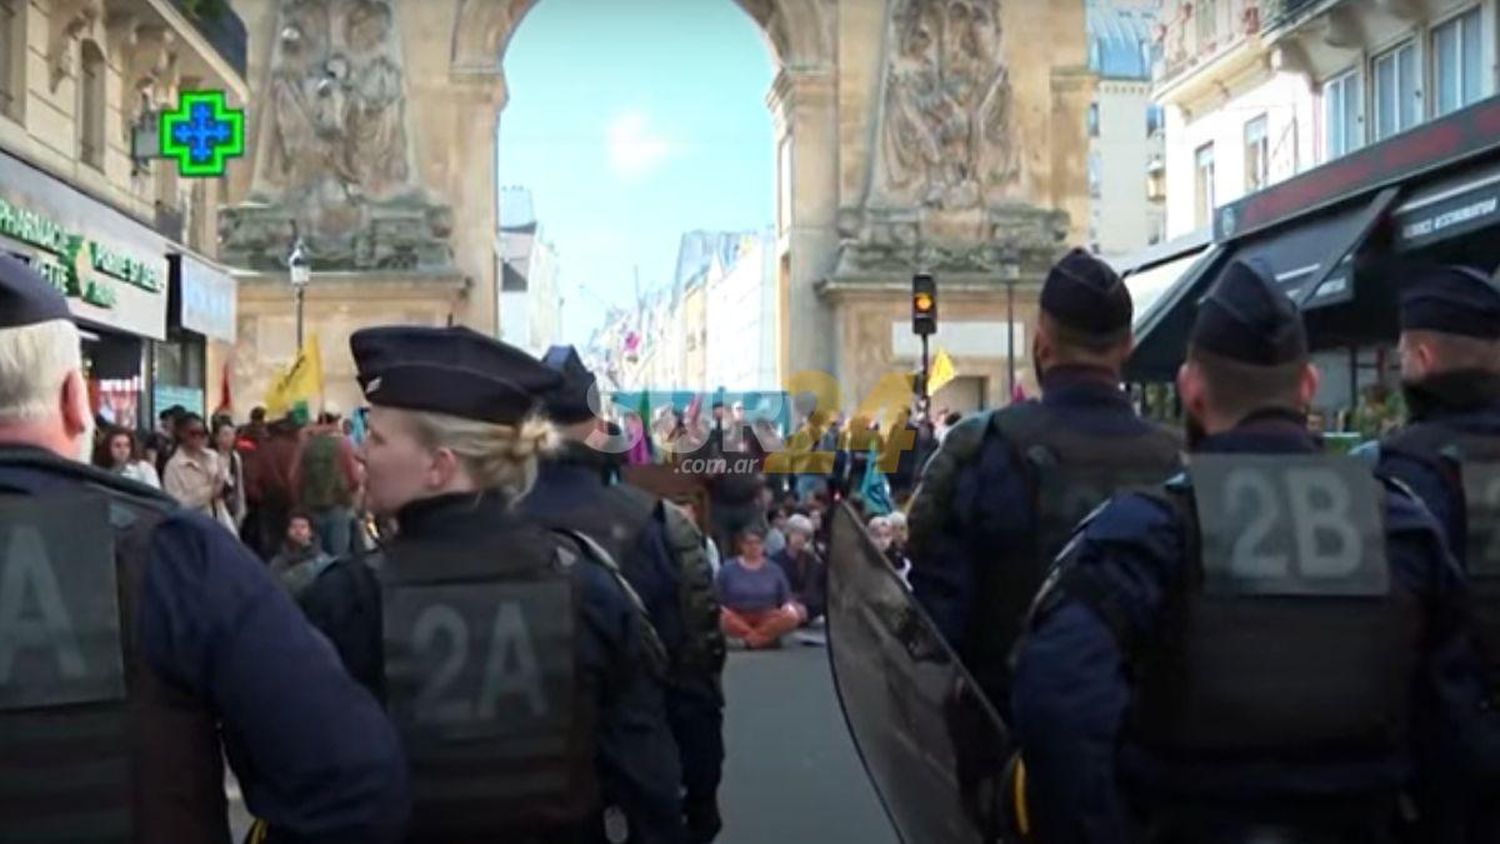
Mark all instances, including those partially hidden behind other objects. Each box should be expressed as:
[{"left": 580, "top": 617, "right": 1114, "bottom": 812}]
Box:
[{"left": 159, "top": 91, "right": 244, "bottom": 178}]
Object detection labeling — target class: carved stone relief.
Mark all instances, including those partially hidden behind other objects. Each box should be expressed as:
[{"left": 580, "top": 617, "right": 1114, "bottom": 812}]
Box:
[
  {"left": 875, "top": 0, "right": 1019, "bottom": 212},
  {"left": 222, "top": 0, "right": 453, "bottom": 272}
]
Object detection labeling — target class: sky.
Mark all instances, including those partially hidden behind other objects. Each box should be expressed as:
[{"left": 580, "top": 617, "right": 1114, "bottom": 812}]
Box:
[{"left": 498, "top": 0, "right": 777, "bottom": 345}]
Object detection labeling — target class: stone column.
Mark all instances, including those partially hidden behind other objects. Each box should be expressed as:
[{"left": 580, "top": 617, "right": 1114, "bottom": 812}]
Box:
[{"left": 767, "top": 65, "right": 840, "bottom": 383}]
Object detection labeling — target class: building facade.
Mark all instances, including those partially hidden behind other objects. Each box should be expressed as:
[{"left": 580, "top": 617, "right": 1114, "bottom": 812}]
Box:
[
  {"left": 497, "top": 186, "right": 562, "bottom": 356},
  {"left": 1088, "top": 0, "right": 1168, "bottom": 258},
  {"left": 0, "top": 0, "right": 245, "bottom": 430},
  {"left": 1157, "top": 0, "right": 1499, "bottom": 240}
]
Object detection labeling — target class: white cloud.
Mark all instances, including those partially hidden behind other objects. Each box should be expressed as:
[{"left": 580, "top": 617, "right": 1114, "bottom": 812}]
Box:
[{"left": 605, "top": 111, "right": 672, "bottom": 180}]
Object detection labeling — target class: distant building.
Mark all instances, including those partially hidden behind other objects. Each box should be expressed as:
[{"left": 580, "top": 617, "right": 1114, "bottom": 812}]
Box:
[
  {"left": 1088, "top": 0, "right": 1167, "bottom": 259},
  {"left": 496, "top": 186, "right": 563, "bottom": 355},
  {"left": 705, "top": 230, "right": 778, "bottom": 391}
]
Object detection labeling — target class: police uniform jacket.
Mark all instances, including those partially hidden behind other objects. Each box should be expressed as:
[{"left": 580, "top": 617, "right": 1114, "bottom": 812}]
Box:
[
  {"left": 522, "top": 445, "right": 726, "bottom": 806},
  {"left": 0, "top": 447, "right": 409, "bottom": 843},
  {"left": 1010, "top": 415, "right": 1487, "bottom": 843},
  {"left": 300, "top": 489, "right": 686, "bottom": 843},
  {"left": 908, "top": 365, "right": 1177, "bottom": 707}
]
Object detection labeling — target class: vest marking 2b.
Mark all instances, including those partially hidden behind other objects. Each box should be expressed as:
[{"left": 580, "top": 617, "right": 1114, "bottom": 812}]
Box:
[{"left": 1191, "top": 456, "right": 1388, "bottom": 597}]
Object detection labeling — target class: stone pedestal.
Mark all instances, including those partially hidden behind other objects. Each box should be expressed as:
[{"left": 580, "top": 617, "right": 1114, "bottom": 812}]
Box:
[{"left": 232, "top": 271, "right": 469, "bottom": 415}]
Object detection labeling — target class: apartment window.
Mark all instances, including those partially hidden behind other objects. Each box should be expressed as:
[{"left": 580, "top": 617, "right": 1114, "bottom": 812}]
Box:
[
  {"left": 1087, "top": 102, "right": 1099, "bottom": 138},
  {"left": 1196, "top": 0, "right": 1219, "bottom": 49},
  {"left": 78, "top": 41, "right": 106, "bottom": 171},
  {"left": 1324, "top": 69, "right": 1362, "bottom": 161},
  {"left": 1087, "top": 152, "right": 1101, "bottom": 199},
  {"left": 1146, "top": 104, "right": 1164, "bottom": 137},
  {"left": 1244, "top": 115, "right": 1269, "bottom": 192},
  {"left": 1194, "top": 142, "right": 1215, "bottom": 229},
  {"left": 1433, "top": 7, "right": 1482, "bottom": 117},
  {"left": 1372, "top": 40, "right": 1419, "bottom": 140}
]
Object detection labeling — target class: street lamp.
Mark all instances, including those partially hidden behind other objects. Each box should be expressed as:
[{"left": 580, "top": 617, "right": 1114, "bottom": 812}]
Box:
[{"left": 288, "top": 238, "right": 310, "bottom": 350}]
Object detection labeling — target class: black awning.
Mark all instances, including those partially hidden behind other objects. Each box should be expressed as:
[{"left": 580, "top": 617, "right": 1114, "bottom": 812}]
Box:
[
  {"left": 1126, "top": 190, "right": 1395, "bottom": 381},
  {"left": 1393, "top": 157, "right": 1500, "bottom": 254}
]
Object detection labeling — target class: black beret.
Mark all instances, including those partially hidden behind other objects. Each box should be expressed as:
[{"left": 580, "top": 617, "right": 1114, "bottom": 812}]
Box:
[
  {"left": 0, "top": 253, "right": 71, "bottom": 328},
  {"left": 1040, "top": 247, "right": 1132, "bottom": 336},
  {"left": 350, "top": 326, "right": 562, "bottom": 425},
  {"left": 1190, "top": 258, "right": 1308, "bottom": 366},
  {"left": 1399, "top": 264, "right": 1500, "bottom": 339},
  {"left": 540, "top": 344, "right": 599, "bottom": 425}
]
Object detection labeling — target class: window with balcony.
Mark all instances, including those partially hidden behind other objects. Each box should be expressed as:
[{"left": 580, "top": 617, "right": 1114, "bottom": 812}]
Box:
[
  {"left": 77, "top": 41, "right": 106, "bottom": 171},
  {"left": 1195, "top": 142, "right": 1215, "bottom": 230},
  {"left": 1324, "top": 69, "right": 1362, "bottom": 161},
  {"left": 1244, "top": 115, "right": 1268, "bottom": 192},
  {"left": 1433, "top": 7, "right": 1482, "bottom": 117},
  {"left": 1373, "top": 40, "right": 1418, "bottom": 141}
]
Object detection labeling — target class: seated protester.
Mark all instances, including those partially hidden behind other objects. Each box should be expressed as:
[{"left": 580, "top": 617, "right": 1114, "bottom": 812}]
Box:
[
  {"left": 869, "top": 514, "right": 912, "bottom": 584},
  {"left": 771, "top": 514, "right": 826, "bottom": 624},
  {"left": 765, "top": 509, "right": 789, "bottom": 557},
  {"left": 716, "top": 527, "right": 801, "bottom": 649},
  {"left": 269, "top": 510, "right": 336, "bottom": 599}
]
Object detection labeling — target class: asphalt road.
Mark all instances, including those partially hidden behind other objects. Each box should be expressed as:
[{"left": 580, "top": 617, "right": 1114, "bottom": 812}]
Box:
[
  {"left": 719, "top": 642, "right": 898, "bottom": 844},
  {"left": 229, "top": 641, "right": 898, "bottom": 844}
]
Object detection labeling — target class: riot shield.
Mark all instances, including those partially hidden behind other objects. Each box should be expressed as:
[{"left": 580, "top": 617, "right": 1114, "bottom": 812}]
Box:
[{"left": 826, "top": 504, "right": 1013, "bottom": 844}]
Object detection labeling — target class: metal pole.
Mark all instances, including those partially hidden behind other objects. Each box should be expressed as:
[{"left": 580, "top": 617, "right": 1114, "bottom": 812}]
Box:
[
  {"left": 920, "top": 332, "right": 930, "bottom": 408},
  {"left": 295, "top": 285, "right": 305, "bottom": 350},
  {"left": 1006, "top": 279, "right": 1016, "bottom": 400}
]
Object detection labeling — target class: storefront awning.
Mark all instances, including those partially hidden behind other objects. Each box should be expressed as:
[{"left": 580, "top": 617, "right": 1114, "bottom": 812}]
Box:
[
  {"left": 1393, "top": 157, "right": 1500, "bottom": 254},
  {"left": 1125, "top": 189, "right": 1396, "bottom": 381}
]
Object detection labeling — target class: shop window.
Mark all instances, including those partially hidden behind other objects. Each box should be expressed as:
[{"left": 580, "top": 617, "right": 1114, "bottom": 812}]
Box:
[
  {"left": 1194, "top": 142, "right": 1215, "bottom": 230},
  {"left": 1372, "top": 40, "right": 1418, "bottom": 141},
  {"left": 1324, "top": 69, "right": 1363, "bottom": 161},
  {"left": 1244, "top": 115, "right": 1268, "bottom": 192},
  {"left": 78, "top": 40, "right": 106, "bottom": 171},
  {"left": 0, "top": 0, "right": 20, "bottom": 120},
  {"left": 1433, "top": 7, "right": 1482, "bottom": 117}
]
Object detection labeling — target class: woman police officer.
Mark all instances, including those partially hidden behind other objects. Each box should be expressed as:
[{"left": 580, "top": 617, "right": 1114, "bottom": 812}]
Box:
[{"left": 298, "top": 325, "right": 684, "bottom": 843}]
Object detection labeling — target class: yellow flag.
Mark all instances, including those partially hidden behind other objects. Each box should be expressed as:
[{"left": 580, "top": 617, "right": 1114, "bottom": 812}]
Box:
[
  {"left": 929, "top": 348, "right": 958, "bottom": 395},
  {"left": 264, "top": 336, "right": 324, "bottom": 420}
]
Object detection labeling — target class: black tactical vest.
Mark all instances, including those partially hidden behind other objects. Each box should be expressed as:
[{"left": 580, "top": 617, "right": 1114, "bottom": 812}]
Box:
[
  {"left": 1384, "top": 423, "right": 1500, "bottom": 693},
  {"left": 381, "top": 525, "right": 597, "bottom": 841},
  {"left": 660, "top": 502, "right": 726, "bottom": 685},
  {"left": 1130, "top": 455, "right": 1421, "bottom": 765},
  {"left": 973, "top": 402, "right": 1180, "bottom": 694},
  {"left": 0, "top": 452, "right": 225, "bottom": 844}
]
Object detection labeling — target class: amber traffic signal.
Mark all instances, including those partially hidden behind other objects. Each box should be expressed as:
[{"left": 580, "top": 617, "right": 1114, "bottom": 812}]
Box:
[{"left": 912, "top": 274, "right": 937, "bottom": 336}]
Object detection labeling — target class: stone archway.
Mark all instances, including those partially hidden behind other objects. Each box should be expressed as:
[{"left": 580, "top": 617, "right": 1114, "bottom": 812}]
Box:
[
  {"left": 450, "top": 0, "right": 841, "bottom": 383},
  {"left": 223, "top": 0, "right": 1090, "bottom": 413}
]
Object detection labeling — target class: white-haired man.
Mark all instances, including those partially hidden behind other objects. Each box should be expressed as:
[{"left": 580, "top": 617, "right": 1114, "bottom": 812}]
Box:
[{"left": 0, "top": 255, "right": 407, "bottom": 841}]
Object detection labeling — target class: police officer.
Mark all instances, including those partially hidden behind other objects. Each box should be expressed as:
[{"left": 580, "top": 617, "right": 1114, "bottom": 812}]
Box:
[
  {"left": 0, "top": 255, "right": 408, "bottom": 842},
  {"left": 298, "top": 325, "right": 685, "bottom": 843},
  {"left": 1375, "top": 264, "right": 1500, "bottom": 838},
  {"left": 907, "top": 247, "right": 1180, "bottom": 709},
  {"left": 521, "top": 345, "right": 728, "bottom": 843},
  {"left": 1010, "top": 259, "right": 1485, "bottom": 842}
]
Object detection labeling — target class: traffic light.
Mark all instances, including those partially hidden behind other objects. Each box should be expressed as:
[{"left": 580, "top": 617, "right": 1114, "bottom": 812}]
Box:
[{"left": 912, "top": 273, "right": 937, "bottom": 336}]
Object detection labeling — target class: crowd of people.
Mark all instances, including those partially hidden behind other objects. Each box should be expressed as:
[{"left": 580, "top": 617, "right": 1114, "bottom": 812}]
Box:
[{"left": 89, "top": 402, "right": 370, "bottom": 582}]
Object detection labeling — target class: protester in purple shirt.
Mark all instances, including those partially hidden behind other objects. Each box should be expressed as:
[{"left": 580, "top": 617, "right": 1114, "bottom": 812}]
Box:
[{"left": 715, "top": 527, "right": 801, "bottom": 649}]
